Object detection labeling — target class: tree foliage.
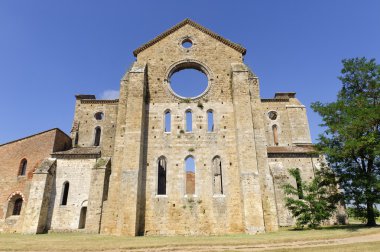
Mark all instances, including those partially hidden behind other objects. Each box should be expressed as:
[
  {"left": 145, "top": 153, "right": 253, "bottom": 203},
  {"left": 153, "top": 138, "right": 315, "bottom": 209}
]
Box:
[
  {"left": 284, "top": 167, "right": 341, "bottom": 229},
  {"left": 311, "top": 57, "right": 380, "bottom": 226}
]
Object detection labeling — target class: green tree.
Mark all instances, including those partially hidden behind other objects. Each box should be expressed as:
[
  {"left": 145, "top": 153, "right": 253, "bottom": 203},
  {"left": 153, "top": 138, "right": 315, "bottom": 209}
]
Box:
[
  {"left": 311, "top": 57, "right": 380, "bottom": 226},
  {"left": 284, "top": 167, "right": 341, "bottom": 229}
]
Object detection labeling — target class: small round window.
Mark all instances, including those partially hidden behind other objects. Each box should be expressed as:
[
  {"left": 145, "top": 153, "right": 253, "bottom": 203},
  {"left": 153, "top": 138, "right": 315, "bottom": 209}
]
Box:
[
  {"left": 268, "top": 111, "right": 277, "bottom": 120},
  {"left": 182, "top": 39, "right": 192, "bottom": 48},
  {"left": 94, "top": 112, "right": 104, "bottom": 120}
]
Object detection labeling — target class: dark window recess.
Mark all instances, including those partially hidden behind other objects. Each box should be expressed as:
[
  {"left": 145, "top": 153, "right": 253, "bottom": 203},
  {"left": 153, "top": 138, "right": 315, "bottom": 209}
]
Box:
[
  {"left": 12, "top": 198, "right": 23, "bottom": 215},
  {"left": 94, "top": 127, "right": 101, "bottom": 146},
  {"left": 157, "top": 157, "right": 167, "bottom": 195},
  {"left": 61, "top": 182, "right": 70, "bottom": 205},
  {"left": 19, "top": 159, "right": 27, "bottom": 176},
  {"left": 268, "top": 111, "right": 277, "bottom": 120},
  {"left": 94, "top": 112, "right": 104, "bottom": 120},
  {"left": 78, "top": 207, "right": 87, "bottom": 229},
  {"left": 295, "top": 169, "right": 304, "bottom": 199},
  {"left": 272, "top": 125, "right": 279, "bottom": 146},
  {"left": 74, "top": 132, "right": 79, "bottom": 146}
]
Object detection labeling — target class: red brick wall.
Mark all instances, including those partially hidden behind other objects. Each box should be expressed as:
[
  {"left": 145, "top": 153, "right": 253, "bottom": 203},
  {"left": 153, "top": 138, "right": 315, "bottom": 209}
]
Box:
[{"left": 0, "top": 129, "right": 71, "bottom": 218}]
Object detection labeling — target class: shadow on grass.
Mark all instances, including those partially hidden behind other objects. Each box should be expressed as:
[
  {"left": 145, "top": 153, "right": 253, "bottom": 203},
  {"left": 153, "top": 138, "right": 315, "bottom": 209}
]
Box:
[{"left": 287, "top": 224, "right": 379, "bottom": 232}]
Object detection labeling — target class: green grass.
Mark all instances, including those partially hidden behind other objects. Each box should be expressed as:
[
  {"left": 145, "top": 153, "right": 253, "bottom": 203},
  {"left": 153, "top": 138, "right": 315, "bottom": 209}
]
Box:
[
  {"left": 267, "top": 241, "right": 380, "bottom": 252},
  {"left": 0, "top": 224, "right": 379, "bottom": 251},
  {"left": 348, "top": 217, "right": 380, "bottom": 224}
]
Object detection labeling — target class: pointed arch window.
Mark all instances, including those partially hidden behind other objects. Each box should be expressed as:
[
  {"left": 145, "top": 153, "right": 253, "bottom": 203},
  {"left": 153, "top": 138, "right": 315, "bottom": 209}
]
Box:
[
  {"left": 94, "top": 127, "right": 101, "bottom": 146},
  {"left": 61, "top": 182, "right": 70, "bottom": 205},
  {"left": 157, "top": 156, "right": 167, "bottom": 195},
  {"left": 272, "top": 124, "right": 279, "bottom": 146},
  {"left": 186, "top": 110, "right": 192, "bottom": 132},
  {"left": 207, "top": 110, "right": 214, "bottom": 132},
  {"left": 19, "top": 159, "right": 27, "bottom": 176},
  {"left": 212, "top": 156, "right": 223, "bottom": 194},
  {"left": 185, "top": 156, "right": 195, "bottom": 195},
  {"left": 164, "top": 110, "right": 171, "bottom": 132}
]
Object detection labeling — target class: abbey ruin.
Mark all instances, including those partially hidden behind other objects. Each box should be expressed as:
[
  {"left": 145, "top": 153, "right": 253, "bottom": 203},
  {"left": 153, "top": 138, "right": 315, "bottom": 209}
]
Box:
[{"left": 0, "top": 19, "right": 321, "bottom": 235}]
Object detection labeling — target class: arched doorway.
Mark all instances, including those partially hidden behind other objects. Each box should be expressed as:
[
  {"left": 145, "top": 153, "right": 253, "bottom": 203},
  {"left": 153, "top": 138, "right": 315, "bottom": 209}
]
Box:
[{"left": 78, "top": 207, "right": 87, "bottom": 229}]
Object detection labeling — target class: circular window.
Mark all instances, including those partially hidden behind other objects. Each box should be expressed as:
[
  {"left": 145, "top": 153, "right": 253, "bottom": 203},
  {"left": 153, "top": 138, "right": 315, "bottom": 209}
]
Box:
[
  {"left": 182, "top": 39, "right": 193, "bottom": 48},
  {"left": 170, "top": 68, "right": 208, "bottom": 98},
  {"left": 94, "top": 112, "right": 104, "bottom": 120},
  {"left": 268, "top": 111, "right": 277, "bottom": 120}
]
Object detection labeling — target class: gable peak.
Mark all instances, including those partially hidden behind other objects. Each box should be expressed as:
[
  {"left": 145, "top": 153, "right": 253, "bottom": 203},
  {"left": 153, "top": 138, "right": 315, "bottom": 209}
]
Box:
[{"left": 133, "top": 18, "right": 246, "bottom": 57}]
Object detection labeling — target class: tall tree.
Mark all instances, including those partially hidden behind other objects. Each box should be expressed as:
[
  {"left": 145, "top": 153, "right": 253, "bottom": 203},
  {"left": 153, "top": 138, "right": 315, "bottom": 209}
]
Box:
[{"left": 311, "top": 57, "right": 380, "bottom": 226}]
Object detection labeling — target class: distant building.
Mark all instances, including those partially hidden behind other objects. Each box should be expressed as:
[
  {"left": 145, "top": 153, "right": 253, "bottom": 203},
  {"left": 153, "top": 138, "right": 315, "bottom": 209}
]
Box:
[{"left": 1, "top": 19, "right": 323, "bottom": 235}]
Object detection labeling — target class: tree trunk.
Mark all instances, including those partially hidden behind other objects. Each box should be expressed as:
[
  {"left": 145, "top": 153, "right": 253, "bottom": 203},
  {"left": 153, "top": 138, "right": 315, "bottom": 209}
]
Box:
[{"left": 366, "top": 201, "right": 377, "bottom": 226}]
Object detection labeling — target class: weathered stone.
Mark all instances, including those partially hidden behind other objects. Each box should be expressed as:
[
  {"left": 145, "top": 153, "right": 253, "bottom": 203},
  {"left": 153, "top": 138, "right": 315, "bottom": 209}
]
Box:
[{"left": 0, "top": 19, "right": 328, "bottom": 235}]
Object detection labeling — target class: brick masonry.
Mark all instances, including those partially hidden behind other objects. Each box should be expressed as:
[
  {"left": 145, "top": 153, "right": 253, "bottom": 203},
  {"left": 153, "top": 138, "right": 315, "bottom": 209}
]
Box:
[{"left": 0, "top": 129, "right": 71, "bottom": 232}]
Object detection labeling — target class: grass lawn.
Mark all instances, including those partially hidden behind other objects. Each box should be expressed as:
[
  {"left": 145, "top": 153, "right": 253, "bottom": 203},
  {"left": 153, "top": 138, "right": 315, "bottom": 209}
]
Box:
[
  {"left": 265, "top": 241, "right": 380, "bottom": 252},
  {"left": 0, "top": 224, "right": 379, "bottom": 251}
]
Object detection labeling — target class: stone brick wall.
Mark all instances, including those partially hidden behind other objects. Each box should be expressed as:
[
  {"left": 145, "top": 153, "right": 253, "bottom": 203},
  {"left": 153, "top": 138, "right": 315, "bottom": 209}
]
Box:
[
  {"left": 1, "top": 20, "right": 325, "bottom": 236},
  {"left": 71, "top": 98, "right": 118, "bottom": 157},
  {"left": 268, "top": 155, "right": 319, "bottom": 226},
  {"left": 49, "top": 158, "right": 96, "bottom": 231},
  {"left": 261, "top": 96, "right": 312, "bottom": 147},
  {"left": 0, "top": 129, "right": 71, "bottom": 232},
  {"left": 103, "top": 23, "right": 277, "bottom": 235}
]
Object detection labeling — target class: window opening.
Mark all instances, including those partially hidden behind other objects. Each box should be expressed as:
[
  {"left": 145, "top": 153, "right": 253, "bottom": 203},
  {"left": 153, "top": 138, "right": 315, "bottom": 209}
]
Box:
[
  {"left": 182, "top": 39, "right": 193, "bottom": 48},
  {"left": 272, "top": 125, "right": 279, "bottom": 146},
  {"left": 19, "top": 159, "right": 27, "bottom": 176},
  {"left": 207, "top": 110, "right": 214, "bottom": 132},
  {"left": 295, "top": 168, "right": 304, "bottom": 199},
  {"left": 212, "top": 156, "right": 223, "bottom": 194},
  {"left": 12, "top": 198, "right": 23, "bottom": 215},
  {"left": 78, "top": 207, "right": 87, "bottom": 229},
  {"left": 74, "top": 132, "right": 79, "bottom": 146},
  {"left": 164, "top": 111, "right": 171, "bottom": 132},
  {"left": 61, "top": 182, "right": 69, "bottom": 205},
  {"left": 186, "top": 110, "right": 192, "bottom": 132},
  {"left": 268, "top": 111, "right": 277, "bottom": 120},
  {"left": 170, "top": 68, "right": 208, "bottom": 98},
  {"left": 157, "top": 157, "right": 167, "bottom": 195},
  {"left": 94, "top": 112, "right": 104, "bottom": 120},
  {"left": 94, "top": 127, "right": 101, "bottom": 146},
  {"left": 185, "top": 156, "right": 195, "bottom": 195}
]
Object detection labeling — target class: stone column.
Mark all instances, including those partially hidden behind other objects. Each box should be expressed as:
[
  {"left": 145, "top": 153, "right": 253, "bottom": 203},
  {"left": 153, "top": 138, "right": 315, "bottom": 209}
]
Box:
[
  {"left": 101, "top": 63, "right": 147, "bottom": 236},
  {"left": 86, "top": 157, "right": 111, "bottom": 233},
  {"left": 22, "top": 158, "right": 56, "bottom": 234},
  {"left": 247, "top": 70, "right": 279, "bottom": 232},
  {"left": 231, "top": 63, "right": 266, "bottom": 233},
  {"left": 231, "top": 63, "right": 279, "bottom": 233}
]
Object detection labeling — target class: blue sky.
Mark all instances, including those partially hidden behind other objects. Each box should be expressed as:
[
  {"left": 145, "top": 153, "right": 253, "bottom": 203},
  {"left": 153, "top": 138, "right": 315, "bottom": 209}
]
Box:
[{"left": 0, "top": 0, "right": 379, "bottom": 144}]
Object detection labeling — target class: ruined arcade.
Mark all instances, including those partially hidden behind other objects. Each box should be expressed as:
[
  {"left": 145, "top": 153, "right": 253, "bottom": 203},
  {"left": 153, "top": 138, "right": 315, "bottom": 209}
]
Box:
[{"left": 0, "top": 19, "right": 320, "bottom": 235}]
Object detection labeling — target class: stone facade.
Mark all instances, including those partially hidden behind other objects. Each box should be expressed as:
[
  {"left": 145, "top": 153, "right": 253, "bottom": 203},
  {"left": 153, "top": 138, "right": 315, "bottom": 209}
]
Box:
[{"left": 1, "top": 19, "right": 324, "bottom": 235}]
